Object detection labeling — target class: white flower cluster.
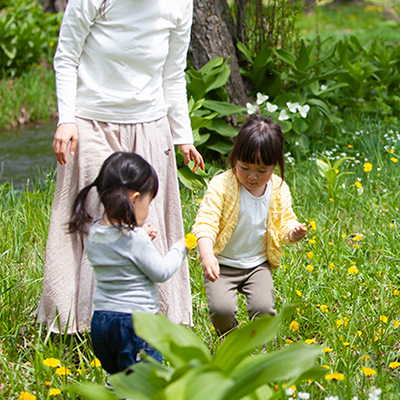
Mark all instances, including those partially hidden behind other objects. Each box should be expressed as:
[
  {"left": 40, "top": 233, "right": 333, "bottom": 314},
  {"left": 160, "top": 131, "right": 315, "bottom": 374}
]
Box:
[
  {"left": 368, "top": 387, "right": 382, "bottom": 400},
  {"left": 246, "top": 93, "right": 310, "bottom": 120}
]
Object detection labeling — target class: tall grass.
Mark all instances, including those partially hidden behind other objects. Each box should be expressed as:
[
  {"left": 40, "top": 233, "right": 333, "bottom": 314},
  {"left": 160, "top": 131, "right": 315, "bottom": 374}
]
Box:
[
  {"left": 0, "top": 65, "right": 57, "bottom": 130},
  {"left": 0, "top": 118, "right": 399, "bottom": 399}
]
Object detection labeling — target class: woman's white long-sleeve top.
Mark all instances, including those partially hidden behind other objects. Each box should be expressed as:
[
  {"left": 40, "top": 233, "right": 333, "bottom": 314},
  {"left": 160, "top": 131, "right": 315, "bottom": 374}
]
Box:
[{"left": 54, "top": 0, "right": 193, "bottom": 145}]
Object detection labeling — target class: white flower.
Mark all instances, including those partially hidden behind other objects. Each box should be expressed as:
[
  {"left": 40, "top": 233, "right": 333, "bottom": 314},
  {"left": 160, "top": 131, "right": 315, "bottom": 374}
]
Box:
[
  {"left": 321, "top": 84, "right": 328, "bottom": 90},
  {"left": 256, "top": 92, "right": 269, "bottom": 105},
  {"left": 246, "top": 103, "right": 259, "bottom": 115},
  {"left": 325, "top": 397, "right": 339, "bottom": 400},
  {"left": 298, "top": 104, "right": 310, "bottom": 118},
  {"left": 278, "top": 109, "right": 290, "bottom": 121},
  {"left": 352, "top": 397, "right": 358, "bottom": 400},
  {"left": 368, "top": 387, "right": 382, "bottom": 400},
  {"left": 298, "top": 393, "right": 310, "bottom": 400},
  {"left": 286, "top": 102, "right": 300, "bottom": 113},
  {"left": 285, "top": 388, "right": 295, "bottom": 396},
  {"left": 266, "top": 102, "right": 278, "bottom": 112}
]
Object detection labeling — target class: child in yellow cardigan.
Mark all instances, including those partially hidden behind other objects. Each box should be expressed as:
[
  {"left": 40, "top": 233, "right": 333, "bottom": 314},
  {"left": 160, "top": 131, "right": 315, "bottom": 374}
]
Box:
[{"left": 192, "top": 115, "right": 307, "bottom": 335}]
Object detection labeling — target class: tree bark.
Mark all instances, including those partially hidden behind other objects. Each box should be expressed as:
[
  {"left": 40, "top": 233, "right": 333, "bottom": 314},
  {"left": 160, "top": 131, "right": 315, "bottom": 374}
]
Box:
[{"left": 189, "top": 0, "right": 249, "bottom": 107}]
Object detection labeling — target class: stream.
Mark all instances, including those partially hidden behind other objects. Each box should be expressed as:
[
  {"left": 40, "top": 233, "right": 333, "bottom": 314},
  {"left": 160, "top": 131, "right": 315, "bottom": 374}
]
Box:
[{"left": 0, "top": 124, "right": 56, "bottom": 188}]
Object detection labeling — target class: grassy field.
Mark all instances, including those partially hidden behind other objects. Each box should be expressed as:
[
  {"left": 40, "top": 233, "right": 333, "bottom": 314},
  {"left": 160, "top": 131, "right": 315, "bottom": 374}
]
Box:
[
  {"left": 297, "top": 1, "right": 400, "bottom": 44},
  {"left": 0, "top": 116, "right": 399, "bottom": 399}
]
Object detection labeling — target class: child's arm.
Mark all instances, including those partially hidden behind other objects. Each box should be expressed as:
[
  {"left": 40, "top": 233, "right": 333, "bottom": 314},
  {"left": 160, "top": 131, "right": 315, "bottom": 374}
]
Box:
[
  {"left": 197, "top": 237, "right": 220, "bottom": 282},
  {"left": 288, "top": 222, "right": 307, "bottom": 243}
]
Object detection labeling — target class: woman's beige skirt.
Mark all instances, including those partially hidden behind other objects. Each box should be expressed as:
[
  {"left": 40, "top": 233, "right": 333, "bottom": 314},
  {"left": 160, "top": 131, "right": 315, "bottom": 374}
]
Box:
[{"left": 37, "top": 117, "right": 192, "bottom": 334}]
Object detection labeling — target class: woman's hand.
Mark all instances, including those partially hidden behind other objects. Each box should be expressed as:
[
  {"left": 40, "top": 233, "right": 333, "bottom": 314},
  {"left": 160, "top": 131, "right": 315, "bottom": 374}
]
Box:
[
  {"left": 52, "top": 123, "right": 78, "bottom": 165},
  {"left": 178, "top": 144, "right": 204, "bottom": 172}
]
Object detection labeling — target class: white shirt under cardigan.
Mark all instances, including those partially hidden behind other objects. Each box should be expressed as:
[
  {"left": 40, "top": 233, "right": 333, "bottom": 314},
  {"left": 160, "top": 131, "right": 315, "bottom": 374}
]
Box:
[
  {"left": 217, "top": 182, "right": 272, "bottom": 269},
  {"left": 54, "top": 0, "right": 194, "bottom": 145},
  {"left": 85, "top": 222, "right": 187, "bottom": 314}
]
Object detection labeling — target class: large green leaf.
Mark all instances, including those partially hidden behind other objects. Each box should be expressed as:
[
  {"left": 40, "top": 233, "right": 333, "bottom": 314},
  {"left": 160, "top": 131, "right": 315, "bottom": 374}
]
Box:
[
  {"left": 207, "top": 119, "right": 238, "bottom": 138},
  {"left": 133, "top": 313, "right": 211, "bottom": 368},
  {"left": 203, "top": 100, "right": 246, "bottom": 116},
  {"left": 205, "top": 136, "right": 234, "bottom": 154},
  {"left": 178, "top": 167, "right": 207, "bottom": 189},
  {"left": 213, "top": 305, "right": 296, "bottom": 373},
  {"left": 67, "top": 383, "right": 120, "bottom": 400},
  {"left": 164, "top": 367, "right": 234, "bottom": 400},
  {"left": 221, "top": 344, "right": 321, "bottom": 400},
  {"left": 295, "top": 40, "right": 309, "bottom": 72}
]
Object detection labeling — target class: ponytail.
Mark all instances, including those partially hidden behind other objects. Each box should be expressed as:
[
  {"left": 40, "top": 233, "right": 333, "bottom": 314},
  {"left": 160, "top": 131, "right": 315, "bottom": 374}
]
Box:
[{"left": 68, "top": 181, "right": 97, "bottom": 234}]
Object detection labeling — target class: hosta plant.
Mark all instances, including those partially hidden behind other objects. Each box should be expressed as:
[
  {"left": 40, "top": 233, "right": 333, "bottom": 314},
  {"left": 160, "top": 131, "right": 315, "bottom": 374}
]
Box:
[{"left": 69, "top": 305, "right": 325, "bottom": 400}]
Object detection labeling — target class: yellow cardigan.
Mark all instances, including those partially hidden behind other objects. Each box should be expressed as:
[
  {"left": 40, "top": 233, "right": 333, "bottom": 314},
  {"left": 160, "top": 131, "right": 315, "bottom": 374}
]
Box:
[{"left": 192, "top": 170, "right": 299, "bottom": 269}]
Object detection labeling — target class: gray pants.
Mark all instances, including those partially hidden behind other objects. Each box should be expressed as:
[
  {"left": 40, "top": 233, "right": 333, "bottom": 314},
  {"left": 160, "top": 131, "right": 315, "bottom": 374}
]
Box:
[{"left": 204, "top": 262, "right": 276, "bottom": 335}]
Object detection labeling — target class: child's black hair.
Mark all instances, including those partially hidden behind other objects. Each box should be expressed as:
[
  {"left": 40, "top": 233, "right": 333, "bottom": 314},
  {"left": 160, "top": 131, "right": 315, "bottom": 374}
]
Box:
[
  {"left": 228, "top": 114, "right": 285, "bottom": 181},
  {"left": 69, "top": 152, "right": 158, "bottom": 234}
]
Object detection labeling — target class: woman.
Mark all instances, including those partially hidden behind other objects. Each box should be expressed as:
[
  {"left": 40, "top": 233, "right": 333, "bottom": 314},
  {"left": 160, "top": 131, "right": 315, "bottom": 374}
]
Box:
[{"left": 37, "top": 0, "right": 203, "bottom": 334}]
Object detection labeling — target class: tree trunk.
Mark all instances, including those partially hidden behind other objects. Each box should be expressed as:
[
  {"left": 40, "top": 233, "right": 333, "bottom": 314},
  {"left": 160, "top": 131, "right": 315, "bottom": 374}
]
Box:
[
  {"left": 42, "top": 0, "right": 67, "bottom": 13},
  {"left": 189, "top": 0, "right": 249, "bottom": 107}
]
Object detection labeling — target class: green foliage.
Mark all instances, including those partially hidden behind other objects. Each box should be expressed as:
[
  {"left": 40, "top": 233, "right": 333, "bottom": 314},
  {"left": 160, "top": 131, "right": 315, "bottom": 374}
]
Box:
[
  {"left": 0, "top": 0, "right": 61, "bottom": 77},
  {"left": 177, "top": 57, "right": 246, "bottom": 189},
  {"left": 69, "top": 306, "right": 324, "bottom": 400},
  {"left": 240, "top": 34, "right": 400, "bottom": 154}
]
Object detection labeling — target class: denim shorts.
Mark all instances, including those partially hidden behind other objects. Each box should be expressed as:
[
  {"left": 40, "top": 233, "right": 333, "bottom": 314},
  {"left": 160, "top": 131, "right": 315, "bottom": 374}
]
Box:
[{"left": 91, "top": 310, "right": 162, "bottom": 374}]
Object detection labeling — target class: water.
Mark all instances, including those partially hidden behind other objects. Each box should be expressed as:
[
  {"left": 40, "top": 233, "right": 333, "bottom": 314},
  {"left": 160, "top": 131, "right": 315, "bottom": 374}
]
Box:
[{"left": 0, "top": 124, "right": 56, "bottom": 188}]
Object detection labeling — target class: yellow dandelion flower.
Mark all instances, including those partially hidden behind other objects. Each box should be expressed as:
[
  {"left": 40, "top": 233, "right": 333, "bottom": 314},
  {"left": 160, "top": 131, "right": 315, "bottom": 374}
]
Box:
[
  {"left": 43, "top": 358, "right": 60, "bottom": 368},
  {"left": 307, "top": 251, "right": 313, "bottom": 259},
  {"left": 306, "top": 265, "right": 313, "bottom": 272},
  {"left": 55, "top": 367, "right": 71, "bottom": 376},
  {"left": 394, "top": 289, "right": 399, "bottom": 296},
  {"left": 289, "top": 320, "right": 299, "bottom": 331},
  {"left": 343, "top": 342, "right": 350, "bottom": 347},
  {"left": 353, "top": 234, "right": 363, "bottom": 241},
  {"left": 389, "top": 362, "right": 400, "bottom": 369},
  {"left": 325, "top": 372, "right": 345, "bottom": 381},
  {"left": 348, "top": 144, "right": 353, "bottom": 148},
  {"left": 329, "top": 242, "right": 334, "bottom": 246},
  {"left": 380, "top": 315, "right": 388, "bottom": 323},
  {"left": 90, "top": 358, "right": 101, "bottom": 367},
  {"left": 357, "top": 330, "right": 362, "bottom": 336},
  {"left": 286, "top": 338, "right": 293, "bottom": 344},
  {"left": 362, "top": 367, "right": 377, "bottom": 376},
  {"left": 337, "top": 317, "right": 349, "bottom": 328},
  {"left": 394, "top": 320, "right": 400, "bottom": 328},
  {"left": 185, "top": 233, "right": 197, "bottom": 249},
  {"left": 363, "top": 162, "right": 372, "bottom": 172},
  {"left": 329, "top": 198, "right": 334, "bottom": 202},
  {"left": 49, "top": 388, "right": 61, "bottom": 396},
  {"left": 341, "top": 233, "right": 347, "bottom": 238},
  {"left": 305, "top": 339, "right": 316, "bottom": 344},
  {"left": 391, "top": 157, "right": 398, "bottom": 163},
  {"left": 323, "top": 347, "right": 332, "bottom": 353},
  {"left": 355, "top": 181, "right": 362, "bottom": 188},
  {"left": 296, "top": 290, "right": 302, "bottom": 297},
  {"left": 361, "top": 355, "right": 370, "bottom": 362},
  {"left": 320, "top": 364, "right": 331, "bottom": 369},
  {"left": 210, "top": 326, "right": 215, "bottom": 332},
  {"left": 329, "top": 262, "right": 334, "bottom": 270},
  {"left": 49, "top": 41, "right": 54, "bottom": 47},
  {"left": 390, "top": 223, "right": 394, "bottom": 228},
  {"left": 310, "top": 220, "right": 317, "bottom": 230},
  {"left": 335, "top": 169, "right": 339, "bottom": 174},
  {"left": 19, "top": 392, "right": 36, "bottom": 400},
  {"left": 348, "top": 266, "right": 358, "bottom": 274},
  {"left": 320, "top": 305, "right": 328, "bottom": 313},
  {"left": 309, "top": 239, "right": 316, "bottom": 244},
  {"left": 45, "top": 382, "right": 51, "bottom": 387},
  {"left": 389, "top": 148, "right": 395, "bottom": 153}
]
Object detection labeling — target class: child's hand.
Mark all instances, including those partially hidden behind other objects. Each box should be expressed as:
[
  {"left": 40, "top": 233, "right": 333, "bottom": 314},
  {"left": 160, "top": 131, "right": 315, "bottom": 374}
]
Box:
[
  {"left": 142, "top": 223, "right": 157, "bottom": 241},
  {"left": 177, "top": 238, "right": 190, "bottom": 254},
  {"left": 289, "top": 223, "right": 307, "bottom": 243},
  {"left": 202, "top": 255, "right": 220, "bottom": 282}
]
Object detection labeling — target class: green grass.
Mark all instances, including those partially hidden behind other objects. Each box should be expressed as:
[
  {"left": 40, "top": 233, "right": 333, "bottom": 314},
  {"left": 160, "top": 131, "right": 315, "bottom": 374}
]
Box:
[
  {"left": 0, "top": 64, "right": 57, "bottom": 130},
  {"left": 297, "top": 1, "right": 400, "bottom": 45},
  {"left": 1, "top": 117, "right": 399, "bottom": 399}
]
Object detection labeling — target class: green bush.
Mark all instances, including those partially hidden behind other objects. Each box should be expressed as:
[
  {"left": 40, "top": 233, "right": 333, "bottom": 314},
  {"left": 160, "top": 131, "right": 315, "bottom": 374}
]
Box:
[{"left": 0, "top": 0, "right": 61, "bottom": 77}]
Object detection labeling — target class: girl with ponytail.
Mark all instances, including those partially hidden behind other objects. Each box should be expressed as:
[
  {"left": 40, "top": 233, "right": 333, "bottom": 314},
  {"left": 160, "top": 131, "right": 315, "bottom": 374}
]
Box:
[{"left": 69, "top": 152, "right": 189, "bottom": 374}]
